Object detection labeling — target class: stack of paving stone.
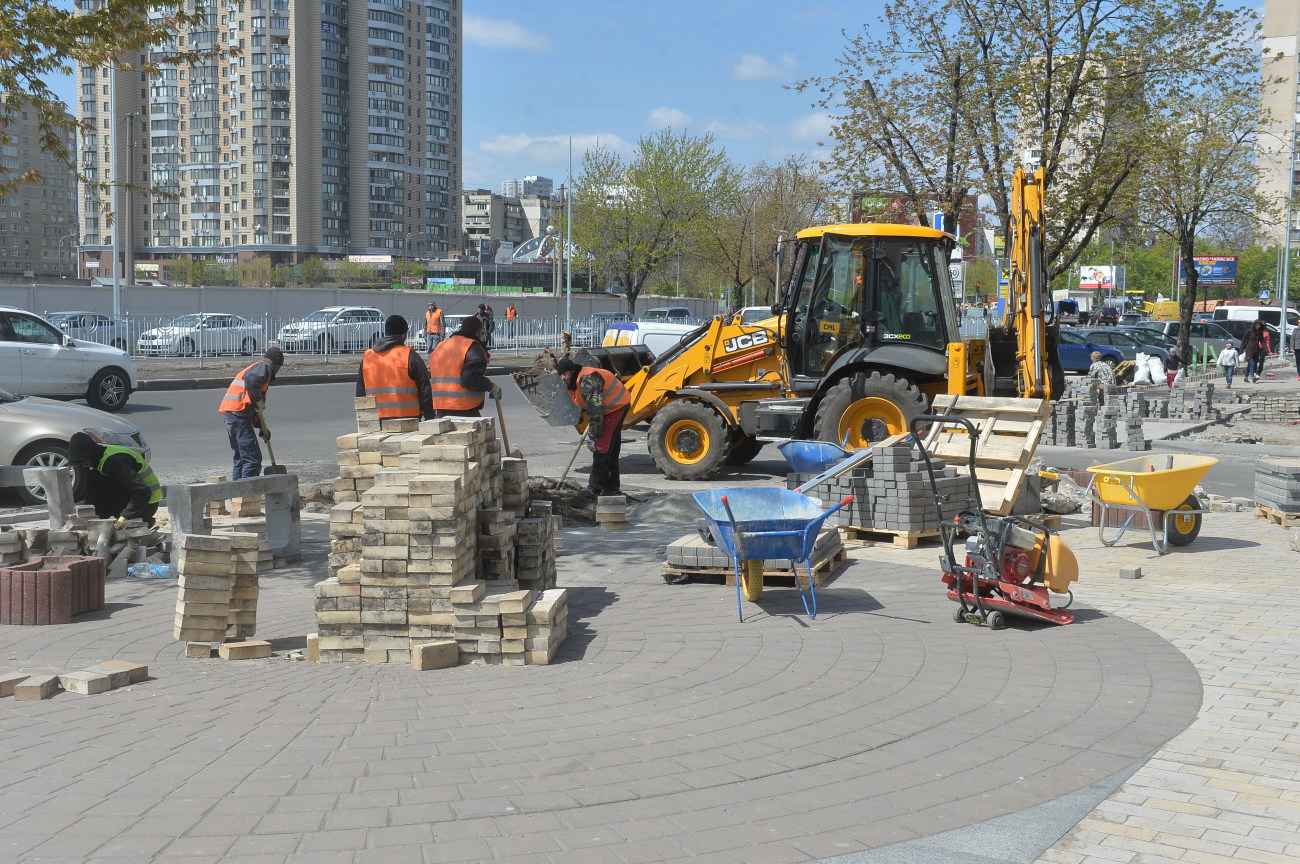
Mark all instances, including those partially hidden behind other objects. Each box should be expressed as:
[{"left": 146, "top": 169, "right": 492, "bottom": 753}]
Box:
[
  {"left": 173, "top": 534, "right": 233, "bottom": 642},
  {"left": 1249, "top": 394, "right": 1300, "bottom": 421},
  {"left": 501, "top": 457, "right": 529, "bottom": 516},
  {"left": 0, "top": 528, "right": 24, "bottom": 565},
  {"left": 595, "top": 495, "right": 631, "bottom": 530},
  {"left": 1254, "top": 458, "right": 1300, "bottom": 513},
  {"left": 1096, "top": 404, "right": 1120, "bottom": 449},
  {"left": 313, "top": 411, "right": 568, "bottom": 667},
  {"left": 792, "top": 442, "right": 974, "bottom": 534},
  {"left": 515, "top": 500, "right": 558, "bottom": 592},
  {"left": 228, "top": 497, "right": 262, "bottom": 518},
  {"left": 224, "top": 532, "right": 260, "bottom": 639}
]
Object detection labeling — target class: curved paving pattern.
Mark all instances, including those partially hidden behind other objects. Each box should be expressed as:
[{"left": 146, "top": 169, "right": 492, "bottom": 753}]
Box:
[{"left": 0, "top": 521, "right": 1201, "bottom": 864}]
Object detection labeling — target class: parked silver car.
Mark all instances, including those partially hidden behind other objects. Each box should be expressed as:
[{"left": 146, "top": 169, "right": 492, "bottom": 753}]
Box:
[
  {"left": 136, "top": 313, "right": 263, "bottom": 356},
  {"left": 0, "top": 388, "right": 149, "bottom": 505},
  {"left": 276, "top": 306, "right": 384, "bottom": 353},
  {"left": 46, "top": 311, "right": 131, "bottom": 351}
]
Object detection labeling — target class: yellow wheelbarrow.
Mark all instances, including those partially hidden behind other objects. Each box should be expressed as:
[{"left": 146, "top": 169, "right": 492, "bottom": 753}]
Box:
[{"left": 1085, "top": 454, "right": 1219, "bottom": 554}]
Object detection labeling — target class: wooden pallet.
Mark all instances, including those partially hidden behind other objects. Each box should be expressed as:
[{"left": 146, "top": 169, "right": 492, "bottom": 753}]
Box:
[
  {"left": 1255, "top": 504, "right": 1300, "bottom": 528},
  {"left": 923, "top": 395, "right": 1051, "bottom": 516},
  {"left": 659, "top": 547, "right": 846, "bottom": 588},
  {"left": 838, "top": 525, "right": 941, "bottom": 550}
]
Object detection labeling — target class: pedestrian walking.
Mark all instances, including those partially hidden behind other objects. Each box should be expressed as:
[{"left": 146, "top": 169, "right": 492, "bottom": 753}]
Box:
[
  {"left": 429, "top": 315, "right": 499, "bottom": 418},
  {"left": 424, "top": 301, "right": 444, "bottom": 355},
  {"left": 66, "top": 432, "right": 163, "bottom": 527},
  {"left": 218, "top": 347, "right": 285, "bottom": 480},
  {"left": 555, "top": 357, "right": 631, "bottom": 496},
  {"left": 1165, "top": 350, "right": 1184, "bottom": 389},
  {"left": 357, "top": 315, "right": 434, "bottom": 420},
  {"left": 1241, "top": 320, "right": 1269, "bottom": 383},
  {"left": 1087, "top": 350, "right": 1115, "bottom": 385},
  {"left": 1216, "top": 340, "right": 1239, "bottom": 389},
  {"left": 476, "top": 303, "right": 496, "bottom": 349}
]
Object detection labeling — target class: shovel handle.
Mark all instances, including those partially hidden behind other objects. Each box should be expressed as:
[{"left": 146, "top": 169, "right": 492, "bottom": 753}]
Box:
[{"left": 495, "top": 395, "right": 511, "bottom": 452}]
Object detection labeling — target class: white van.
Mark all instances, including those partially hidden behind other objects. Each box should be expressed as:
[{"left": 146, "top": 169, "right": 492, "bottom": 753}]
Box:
[
  {"left": 602, "top": 320, "right": 698, "bottom": 357},
  {"left": 1212, "top": 305, "right": 1299, "bottom": 339}
]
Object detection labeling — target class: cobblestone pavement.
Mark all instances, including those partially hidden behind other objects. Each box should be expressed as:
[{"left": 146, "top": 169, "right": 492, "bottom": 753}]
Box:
[
  {"left": 859, "top": 509, "right": 1300, "bottom": 864},
  {"left": 0, "top": 516, "right": 1202, "bottom": 864}
]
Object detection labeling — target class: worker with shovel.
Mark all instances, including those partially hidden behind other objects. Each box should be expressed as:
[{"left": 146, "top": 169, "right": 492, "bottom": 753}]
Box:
[
  {"left": 556, "top": 357, "right": 630, "bottom": 496},
  {"left": 218, "top": 347, "right": 285, "bottom": 479},
  {"left": 429, "top": 315, "right": 499, "bottom": 418}
]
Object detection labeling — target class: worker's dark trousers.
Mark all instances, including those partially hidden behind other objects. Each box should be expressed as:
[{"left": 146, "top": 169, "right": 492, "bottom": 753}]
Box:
[
  {"left": 79, "top": 471, "right": 159, "bottom": 527},
  {"left": 225, "top": 413, "right": 263, "bottom": 480},
  {"left": 588, "top": 407, "right": 627, "bottom": 496}
]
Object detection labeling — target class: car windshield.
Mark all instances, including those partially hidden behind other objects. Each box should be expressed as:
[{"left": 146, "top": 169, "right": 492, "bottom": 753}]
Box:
[
  {"left": 302, "top": 310, "right": 335, "bottom": 322},
  {"left": 167, "top": 314, "right": 203, "bottom": 326}
]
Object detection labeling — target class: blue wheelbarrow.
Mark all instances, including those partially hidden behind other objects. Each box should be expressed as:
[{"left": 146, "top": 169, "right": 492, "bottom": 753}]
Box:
[{"left": 692, "top": 488, "right": 854, "bottom": 622}]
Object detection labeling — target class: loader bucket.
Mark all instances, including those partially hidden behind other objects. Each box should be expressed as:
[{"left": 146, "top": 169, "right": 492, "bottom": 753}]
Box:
[{"left": 511, "top": 370, "right": 584, "bottom": 427}]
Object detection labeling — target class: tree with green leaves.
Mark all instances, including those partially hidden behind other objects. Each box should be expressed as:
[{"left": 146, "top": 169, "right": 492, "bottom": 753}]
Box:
[
  {"left": 393, "top": 259, "right": 426, "bottom": 286},
  {"left": 571, "top": 130, "right": 737, "bottom": 315},
  {"left": 1136, "top": 87, "right": 1276, "bottom": 363},
  {"left": 300, "top": 257, "right": 328, "bottom": 287},
  {"left": 0, "top": 0, "right": 226, "bottom": 197},
  {"left": 336, "top": 260, "right": 371, "bottom": 285}
]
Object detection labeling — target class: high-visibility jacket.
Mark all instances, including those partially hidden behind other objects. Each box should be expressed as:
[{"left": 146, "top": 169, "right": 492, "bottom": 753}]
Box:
[
  {"left": 218, "top": 361, "right": 266, "bottom": 415},
  {"left": 361, "top": 344, "right": 421, "bottom": 419},
  {"left": 98, "top": 445, "right": 163, "bottom": 504},
  {"left": 429, "top": 335, "right": 485, "bottom": 411},
  {"left": 425, "top": 308, "right": 443, "bottom": 335},
  {"left": 505, "top": 306, "right": 517, "bottom": 321},
  {"left": 570, "top": 366, "right": 631, "bottom": 416}
]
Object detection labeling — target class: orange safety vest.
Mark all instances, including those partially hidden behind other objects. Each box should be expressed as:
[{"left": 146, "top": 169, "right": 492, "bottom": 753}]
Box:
[
  {"left": 218, "top": 361, "right": 266, "bottom": 414},
  {"left": 506, "top": 306, "right": 517, "bottom": 321},
  {"left": 569, "top": 366, "right": 630, "bottom": 416},
  {"left": 362, "top": 344, "right": 421, "bottom": 419},
  {"left": 428, "top": 334, "right": 485, "bottom": 412},
  {"left": 425, "top": 308, "right": 443, "bottom": 335}
]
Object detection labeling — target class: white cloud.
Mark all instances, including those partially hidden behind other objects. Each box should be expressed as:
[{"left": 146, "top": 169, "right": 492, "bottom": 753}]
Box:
[
  {"left": 646, "top": 107, "right": 693, "bottom": 129},
  {"left": 790, "top": 112, "right": 834, "bottom": 142},
  {"left": 731, "top": 52, "right": 798, "bottom": 81},
  {"left": 704, "top": 119, "right": 769, "bottom": 140},
  {"left": 463, "top": 15, "right": 552, "bottom": 51},
  {"left": 479, "top": 132, "right": 632, "bottom": 163}
]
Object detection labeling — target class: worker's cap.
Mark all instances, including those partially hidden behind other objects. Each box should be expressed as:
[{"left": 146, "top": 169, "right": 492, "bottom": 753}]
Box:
[
  {"left": 555, "top": 357, "right": 581, "bottom": 376},
  {"left": 477, "top": 303, "right": 487, "bottom": 310},
  {"left": 67, "top": 432, "right": 99, "bottom": 463},
  {"left": 264, "top": 347, "right": 285, "bottom": 366},
  {"left": 384, "top": 314, "right": 409, "bottom": 335},
  {"left": 427, "top": 300, "right": 436, "bottom": 306}
]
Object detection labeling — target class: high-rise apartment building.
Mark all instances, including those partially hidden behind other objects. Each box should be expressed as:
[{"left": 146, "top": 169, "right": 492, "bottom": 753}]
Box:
[
  {"left": 75, "top": 0, "right": 462, "bottom": 280},
  {"left": 1261, "top": 0, "right": 1299, "bottom": 245},
  {"left": 500, "top": 175, "right": 552, "bottom": 198},
  {"left": 0, "top": 97, "right": 78, "bottom": 279}
]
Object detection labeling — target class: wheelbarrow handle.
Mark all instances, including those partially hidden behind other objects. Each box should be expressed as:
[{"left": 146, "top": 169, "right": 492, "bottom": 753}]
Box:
[
  {"left": 822, "top": 494, "right": 855, "bottom": 519},
  {"left": 719, "top": 495, "right": 738, "bottom": 527}
]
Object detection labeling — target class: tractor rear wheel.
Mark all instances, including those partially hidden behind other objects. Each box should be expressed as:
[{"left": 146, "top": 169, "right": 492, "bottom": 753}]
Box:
[
  {"left": 724, "top": 435, "right": 765, "bottom": 466},
  {"left": 648, "top": 400, "right": 730, "bottom": 480},
  {"left": 812, "top": 371, "right": 927, "bottom": 449}
]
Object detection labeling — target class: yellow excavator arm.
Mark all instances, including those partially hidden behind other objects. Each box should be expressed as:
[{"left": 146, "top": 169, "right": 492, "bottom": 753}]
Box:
[{"left": 1007, "top": 166, "right": 1054, "bottom": 401}]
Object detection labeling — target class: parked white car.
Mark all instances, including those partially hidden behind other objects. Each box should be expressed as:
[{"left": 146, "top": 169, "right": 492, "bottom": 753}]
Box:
[
  {"left": 409, "top": 315, "right": 471, "bottom": 352},
  {"left": 0, "top": 306, "right": 138, "bottom": 412},
  {"left": 135, "top": 313, "right": 263, "bottom": 356},
  {"left": 0, "top": 388, "right": 149, "bottom": 505},
  {"left": 46, "top": 311, "right": 131, "bottom": 351},
  {"left": 276, "top": 306, "right": 384, "bottom": 353}
]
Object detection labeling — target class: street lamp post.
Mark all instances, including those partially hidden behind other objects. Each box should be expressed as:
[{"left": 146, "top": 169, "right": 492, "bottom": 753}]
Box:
[{"left": 58, "top": 232, "right": 77, "bottom": 280}]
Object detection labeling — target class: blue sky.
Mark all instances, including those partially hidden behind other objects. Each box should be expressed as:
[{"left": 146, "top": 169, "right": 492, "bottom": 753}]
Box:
[{"left": 463, "top": 1, "right": 866, "bottom": 190}]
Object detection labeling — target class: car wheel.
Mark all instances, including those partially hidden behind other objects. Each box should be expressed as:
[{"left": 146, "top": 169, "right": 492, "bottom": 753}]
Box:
[
  {"left": 317, "top": 334, "right": 335, "bottom": 354},
  {"left": 240, "top": 337, "right": 258, "bottom": 355},
  {"left": 87, "top": 367, "right": 131, "bottom": 412},
  {"left": 111, "top": 338, "right": 128, "bottom": 351},
  {"left": 14, "top": 441, "right": 78, "bottom": 507},
  {"left": 178, "top": 337, "right": 196, "bottom": 357},
  {"left": 1104, "top": 357, "right": 1117, "bottom": 368}
]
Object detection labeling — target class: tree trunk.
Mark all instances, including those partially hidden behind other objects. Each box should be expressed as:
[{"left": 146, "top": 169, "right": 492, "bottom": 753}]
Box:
[{"left": 1176, "top": 241, "right": 1198, "bottom": 365}]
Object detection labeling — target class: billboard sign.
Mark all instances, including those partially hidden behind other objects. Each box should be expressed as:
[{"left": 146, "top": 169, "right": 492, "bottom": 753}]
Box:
[
  {"left": 493, "top": 240, "right": 515, "bottom": 265},
  {"left": 1178, "top": 255, "right": 1237, "bottom": 287},
  {"left": 1079, "top": 265, "right": 1119, "bottom": 292}
]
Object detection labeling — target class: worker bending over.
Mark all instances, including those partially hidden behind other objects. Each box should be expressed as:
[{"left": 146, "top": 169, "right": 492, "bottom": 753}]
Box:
[
  {"left": 67, "top": 432, "right": 163, "bottom": 527},
  {"left": 218, "top": 347, "right": 284, "bottom": 479},
  {"left": 556, "top": 357, "right": 631, "bottom": 496},
  {"left": 429, "top": 315, "right": 500, "bottom": 418},
  {"left": 357, "top": 315, "right": 434, "bottom": 420}
]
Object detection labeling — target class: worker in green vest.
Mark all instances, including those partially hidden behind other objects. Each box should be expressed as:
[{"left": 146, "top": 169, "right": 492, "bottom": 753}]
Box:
[{"left": 67, "top": 432, "right": 164, "bottom": 527}]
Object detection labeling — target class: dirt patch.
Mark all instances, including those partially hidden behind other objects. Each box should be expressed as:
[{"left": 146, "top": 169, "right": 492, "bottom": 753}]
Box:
[
  {"left": 528, "top": 477, "right": 596, "bottom": 525},
  {"left": 1183, "top": 416, "right": 1300, "bottom": 447}
]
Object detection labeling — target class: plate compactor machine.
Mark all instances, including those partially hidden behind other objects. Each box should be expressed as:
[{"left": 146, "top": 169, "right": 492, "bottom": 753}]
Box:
[{"left": 911, "top": 414, "right": 1079, "bottom": 628}]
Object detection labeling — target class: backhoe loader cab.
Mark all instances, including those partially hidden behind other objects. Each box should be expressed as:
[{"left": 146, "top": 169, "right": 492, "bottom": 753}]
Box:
[{"left": 749, "top": 224, "right": 962, "bottom": 447}]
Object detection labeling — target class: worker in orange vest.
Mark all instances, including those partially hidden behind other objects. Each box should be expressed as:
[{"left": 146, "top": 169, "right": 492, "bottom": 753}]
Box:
[
  {"left": 429, "top": 315, "right": 500, "bottom": 417},
  {"left": 218, "top": 347, "right": 284, "bottom": 479},
  {"left": 505, "top": 303, "right": 518, "bottom": 340},
  {"left": 556, "top": 356, "right": 631, "bottom": 495},
  {"left": 356, "top": 315, "right": 434, "bottom": 420},
  {"left": 424, "top": 300, "right": 443, "bottom": 354}
]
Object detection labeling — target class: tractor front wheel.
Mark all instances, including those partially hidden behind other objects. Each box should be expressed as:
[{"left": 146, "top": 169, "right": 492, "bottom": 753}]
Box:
[{"left": 648, "top": 400, "right": 730, "bottom": 480}]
